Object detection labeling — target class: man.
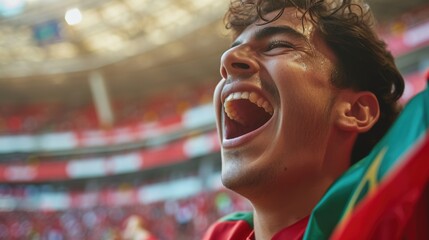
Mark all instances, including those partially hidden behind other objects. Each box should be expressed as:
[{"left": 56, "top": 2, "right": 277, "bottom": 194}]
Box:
[{"left": 203, "top": 0, "right": 404, "bottom": 239}]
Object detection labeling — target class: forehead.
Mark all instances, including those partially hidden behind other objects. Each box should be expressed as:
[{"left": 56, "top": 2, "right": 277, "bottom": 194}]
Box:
[
  {"left": 233, "top": 7, "right": 338, "bottom": 64},
  {"left": 235, "top": 7, "right": 315, "bottom": 42}
]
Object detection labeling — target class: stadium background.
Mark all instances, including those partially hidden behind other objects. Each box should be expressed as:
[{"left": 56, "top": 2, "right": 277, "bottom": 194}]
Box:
[{"left": 0, "top": 0, "right": 428, "bottom": 239}]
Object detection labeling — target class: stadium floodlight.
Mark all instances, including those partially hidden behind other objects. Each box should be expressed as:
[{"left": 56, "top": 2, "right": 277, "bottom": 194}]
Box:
[{"left": 65, "top": 8, "right": 82, "bottom": 25}]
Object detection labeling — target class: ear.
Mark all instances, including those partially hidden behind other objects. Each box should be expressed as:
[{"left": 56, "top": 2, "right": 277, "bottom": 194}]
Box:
[{"left": 335, "top": 91, "right": 380, "bottom": 133}]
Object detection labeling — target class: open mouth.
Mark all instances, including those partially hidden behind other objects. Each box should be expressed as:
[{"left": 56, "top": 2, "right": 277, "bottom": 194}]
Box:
[{"left": 223, "top": 91, "right": 273, "bottom": 139}]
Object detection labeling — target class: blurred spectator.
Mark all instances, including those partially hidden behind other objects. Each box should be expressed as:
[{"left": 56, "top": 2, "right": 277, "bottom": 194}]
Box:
[{"left": 122, "top": 215, "right": 157, "bottom": 240}]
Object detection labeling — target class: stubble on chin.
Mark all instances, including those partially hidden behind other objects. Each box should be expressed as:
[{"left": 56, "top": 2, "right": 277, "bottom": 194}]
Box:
[{"left": 221, "top": 152, "right": 274, "bottom": 194}]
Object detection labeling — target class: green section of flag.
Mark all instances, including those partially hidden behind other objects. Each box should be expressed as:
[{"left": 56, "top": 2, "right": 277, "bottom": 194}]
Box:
[
  {"left": 304, "top": 83, "right": 429, "bottom": 240},
  {"left": 220, "top": 211, "right": 254, "bottom": 228}
]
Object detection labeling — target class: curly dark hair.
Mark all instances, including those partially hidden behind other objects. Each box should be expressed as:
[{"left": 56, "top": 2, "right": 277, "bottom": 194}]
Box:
[{"left": 224, "top": 0, "right": 404, "bottom": 164}]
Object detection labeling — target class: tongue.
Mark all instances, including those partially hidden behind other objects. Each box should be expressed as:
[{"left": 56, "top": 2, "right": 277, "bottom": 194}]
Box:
[{"left": 225, "top": 99, "right": 272, "bottom": 139}]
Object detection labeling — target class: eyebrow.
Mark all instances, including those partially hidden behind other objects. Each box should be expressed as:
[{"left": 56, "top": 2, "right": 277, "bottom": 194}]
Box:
[{"left": 231, "top": 25, "right": 307, "bottom": 48}]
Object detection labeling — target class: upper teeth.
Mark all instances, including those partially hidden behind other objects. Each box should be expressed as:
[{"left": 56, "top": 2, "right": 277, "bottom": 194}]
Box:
[{"left": 224, "top": 91, "right": 274, "bottom": 123}]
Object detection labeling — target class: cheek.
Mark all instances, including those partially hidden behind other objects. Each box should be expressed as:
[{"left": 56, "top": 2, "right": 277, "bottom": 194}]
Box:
[
  {"left": 267, "top": 52, "right": 335, "bottom": 121},
  {"left": 276, "top": 71, "right": 335, "bottom": 144},
  {"left": 270, "top": 54, "right": 309, "bottom": 73}
]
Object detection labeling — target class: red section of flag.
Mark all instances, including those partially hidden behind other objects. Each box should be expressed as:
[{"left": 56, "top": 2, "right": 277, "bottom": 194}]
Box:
[
  {"left": 203, "top": 220, "right": 254, "bottom": 240},
  {"left": 331, "top": 134, "right": 429, "bottom": 240}
]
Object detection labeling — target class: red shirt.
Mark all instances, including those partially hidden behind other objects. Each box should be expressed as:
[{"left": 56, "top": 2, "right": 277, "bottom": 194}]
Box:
[{"left": 203, "top": 212, "right": 309, "bottom": 240}]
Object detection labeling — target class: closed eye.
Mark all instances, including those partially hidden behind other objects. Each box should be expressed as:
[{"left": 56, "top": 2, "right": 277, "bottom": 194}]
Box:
[{"left": 265, "top": 40, "right": 294, "bottom": 55}]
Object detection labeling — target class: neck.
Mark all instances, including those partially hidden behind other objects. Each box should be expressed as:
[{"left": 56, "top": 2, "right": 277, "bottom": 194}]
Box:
[
  {"left": 251, "top": 176, "right": 333, "bottom": 240},
  {"left": 250, "top": 136, "right": 354, "bottom": 239},
  {"left": 242, "top": 130, "right": 356, "bottom": 239}
]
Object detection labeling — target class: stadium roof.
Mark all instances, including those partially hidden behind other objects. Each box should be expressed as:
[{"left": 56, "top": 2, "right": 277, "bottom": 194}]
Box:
[{"left": 0, "top": 0, "right": 427, "bottom": 104}]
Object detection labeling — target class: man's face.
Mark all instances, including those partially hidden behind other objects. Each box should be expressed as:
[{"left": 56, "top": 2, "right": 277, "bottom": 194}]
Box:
[{"left": 214, "top": 8, "right": 342, "bottom": 193}]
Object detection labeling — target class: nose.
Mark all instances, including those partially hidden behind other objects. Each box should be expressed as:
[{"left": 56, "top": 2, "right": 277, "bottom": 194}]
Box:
[{"left": 220, "top": 45, "right": 259, "bottom": 80}]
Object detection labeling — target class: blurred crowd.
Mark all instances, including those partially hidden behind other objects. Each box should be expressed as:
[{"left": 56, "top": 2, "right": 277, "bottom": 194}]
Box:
[
  {"left": 0, "top": 189, "right": 250, "bottom": 240},
  {"left": 0, "top": 83, "right": 214, "bottom": 135},
  {"left": 0, "top": 81, "right": 242, "bottom": 240}
]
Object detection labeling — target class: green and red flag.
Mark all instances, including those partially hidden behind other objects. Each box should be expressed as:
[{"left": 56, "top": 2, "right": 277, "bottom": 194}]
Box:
[
  {"left": 304, "top": 74, "right": 429, "bottom": 239},
  {"left": 331, "top": 135, "right": 429, "bottom": 239}
]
